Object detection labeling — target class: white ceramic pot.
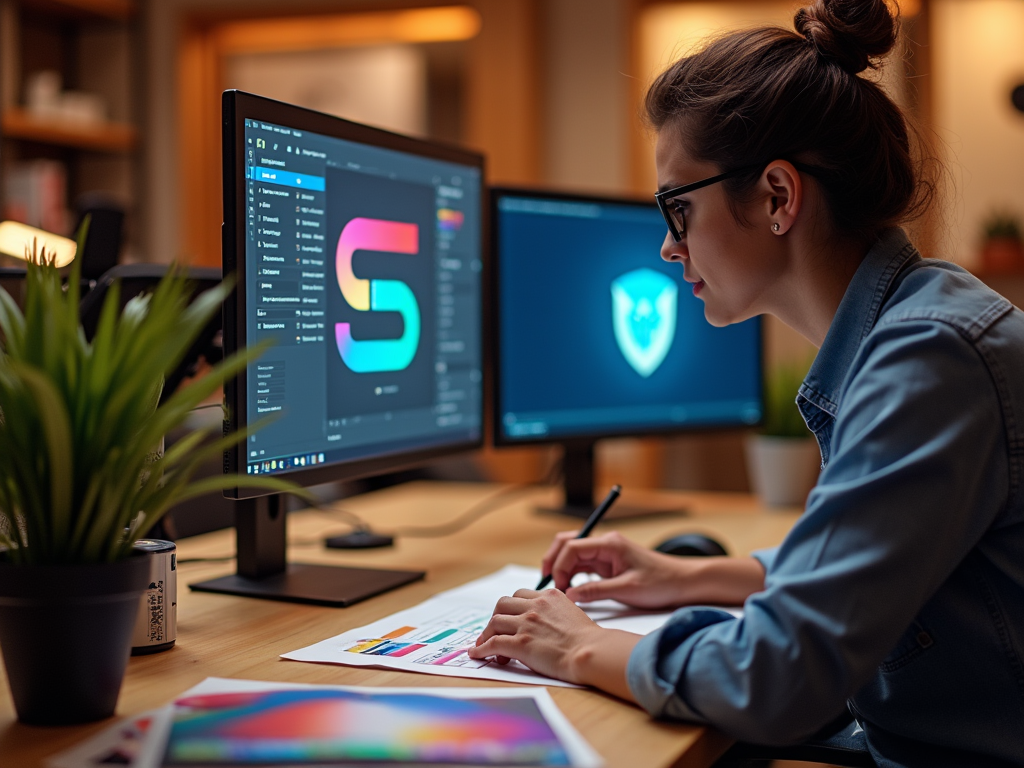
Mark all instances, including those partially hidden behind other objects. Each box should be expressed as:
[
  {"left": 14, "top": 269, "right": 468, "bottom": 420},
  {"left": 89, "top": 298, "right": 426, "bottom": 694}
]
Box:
[{"left": 744, "top": 435, "right": 821, "bottom": 508}]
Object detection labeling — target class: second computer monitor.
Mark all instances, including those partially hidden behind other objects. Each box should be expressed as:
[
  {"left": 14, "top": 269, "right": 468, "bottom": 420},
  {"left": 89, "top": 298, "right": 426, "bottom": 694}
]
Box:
[{"left": 491, "top": 189, "right": 762, "bottom": 515}]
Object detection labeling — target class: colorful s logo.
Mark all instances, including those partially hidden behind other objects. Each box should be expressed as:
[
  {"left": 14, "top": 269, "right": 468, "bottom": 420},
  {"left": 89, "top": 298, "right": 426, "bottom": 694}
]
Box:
[{"left": 334, "top": 217, "right": 421, "bottom": 373}]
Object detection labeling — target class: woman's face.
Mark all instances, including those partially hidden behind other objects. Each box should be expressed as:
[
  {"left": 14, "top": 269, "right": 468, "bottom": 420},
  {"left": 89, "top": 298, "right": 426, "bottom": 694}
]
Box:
[{"left": 655, "top": 129, "right": 783, "bottom": 327}]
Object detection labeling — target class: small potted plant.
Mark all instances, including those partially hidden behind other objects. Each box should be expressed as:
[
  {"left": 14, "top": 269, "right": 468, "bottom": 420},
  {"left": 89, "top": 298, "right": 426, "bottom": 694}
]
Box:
[
  {"left": 744, "top": 358, "right": 820, "bottom": 508},
  {"left": 980, "top": 212, "right": 1024, "bottom": 275},
  {"left": 0, "top": 233, "right": 296, "bottom": 725}
]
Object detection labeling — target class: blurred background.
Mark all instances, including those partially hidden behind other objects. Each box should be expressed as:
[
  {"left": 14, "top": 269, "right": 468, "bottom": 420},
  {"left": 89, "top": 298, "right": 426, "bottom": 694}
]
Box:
[{"left": 1, "top": 0, "right": 1022, "bottom": 502}]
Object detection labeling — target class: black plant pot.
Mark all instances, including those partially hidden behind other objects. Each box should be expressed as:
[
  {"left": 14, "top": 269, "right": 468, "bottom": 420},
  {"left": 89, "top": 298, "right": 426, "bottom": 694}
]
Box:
[{"left": 0, "top": 555, "right": 150, "bottom": 725}]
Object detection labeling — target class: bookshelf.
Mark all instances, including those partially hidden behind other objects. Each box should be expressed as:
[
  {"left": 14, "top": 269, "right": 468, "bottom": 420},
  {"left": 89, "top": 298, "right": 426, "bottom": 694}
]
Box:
[
  {"left": 0, "top": 0, "right": 139, "bottom": 258},
  {"left": 1, "top": 107, "right": 136, "bottom": 152}
]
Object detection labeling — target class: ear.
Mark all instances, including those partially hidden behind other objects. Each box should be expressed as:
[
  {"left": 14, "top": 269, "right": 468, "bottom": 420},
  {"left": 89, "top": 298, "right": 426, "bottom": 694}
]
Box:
[{"left": 762, "top": 160, "right": 803, "bottom": 235}]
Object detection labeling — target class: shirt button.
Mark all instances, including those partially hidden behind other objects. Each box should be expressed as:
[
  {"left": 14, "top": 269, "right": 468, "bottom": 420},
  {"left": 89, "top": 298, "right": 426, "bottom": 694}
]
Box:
[{"left": 916, "top": 631, "right": 933, "bottom": 648}]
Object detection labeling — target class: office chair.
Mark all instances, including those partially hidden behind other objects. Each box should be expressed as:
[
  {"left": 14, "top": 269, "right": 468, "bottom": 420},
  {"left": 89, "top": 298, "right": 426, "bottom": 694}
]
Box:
[
  {"left": 0, "top": 267, "right": 27, "bottom": 308},
  {"left": 79, "top": 263, "right": 223, "bottom": 400},
  {"left": 713, "top": 713, "right": 876, "bottom": 767},
  {"left": 79, "top": 264, "right": 226, "bottom": 541},
  {"left": 714, "top": 745, "right": 875, "bottom": 767},
  {"left": 74, "top": 195, "right": 125, "bottom": 282}
]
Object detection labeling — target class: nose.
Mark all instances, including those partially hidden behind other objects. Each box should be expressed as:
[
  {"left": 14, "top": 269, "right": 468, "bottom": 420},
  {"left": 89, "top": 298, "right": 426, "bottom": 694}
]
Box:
[{"left": 661, "top": 231, "right": 685, "bottom": 263}]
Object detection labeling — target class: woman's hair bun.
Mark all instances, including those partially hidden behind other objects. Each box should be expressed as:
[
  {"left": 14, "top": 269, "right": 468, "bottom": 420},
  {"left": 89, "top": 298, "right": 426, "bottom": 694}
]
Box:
[{"left": 794, "top": 0, "right": 898, "bottom": 74}]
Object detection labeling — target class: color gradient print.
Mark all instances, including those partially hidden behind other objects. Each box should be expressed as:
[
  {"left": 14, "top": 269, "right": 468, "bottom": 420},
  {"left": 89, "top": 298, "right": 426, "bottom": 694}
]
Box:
[
  {"left": 334, "top": 217, "right": 421, "bottom": 373},
  {"left": 163, "top": 689, "right": 570, "bottom": 765}
]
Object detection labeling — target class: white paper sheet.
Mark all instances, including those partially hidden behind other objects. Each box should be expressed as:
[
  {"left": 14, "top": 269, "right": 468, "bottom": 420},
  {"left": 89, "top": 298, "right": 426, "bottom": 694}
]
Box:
[
  {"left": 282, "top": 564, "right": 743, "bottom": 687},
  {"left": 46, "top": 709, "right": 162, "bottom": 768},
  {"left": 136, "top": 677, "right": 602, "bottom": 768}
]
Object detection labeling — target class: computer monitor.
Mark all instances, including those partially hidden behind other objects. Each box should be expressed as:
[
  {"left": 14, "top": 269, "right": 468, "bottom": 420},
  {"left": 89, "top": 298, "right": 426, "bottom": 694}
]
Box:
[
  {"left": 490, "top": 188, "right": 762, "bottom": 518},
  {"left": 191, "top": 90, "right": 485, "bottom": 606}
]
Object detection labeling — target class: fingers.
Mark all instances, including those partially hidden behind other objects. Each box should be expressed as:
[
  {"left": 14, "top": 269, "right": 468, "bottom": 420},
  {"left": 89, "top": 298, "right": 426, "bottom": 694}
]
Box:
[
  {"left": 540, "top": 530, "right": 580, "bottom": 581},
  {"left": 470, "top": 610, "right": 534, "bottom": 663},
  {"left": 474, "top": 613, "right": 521, "bottom": 647},
  {"left": 473, "top": 591, "right": 543, "bottom": 654},
  {"left": 472, "top": 589, "right": 555, "bottom": 660},
  {"left": 565, "top": 572, "right": 634, "bottom": 603},
  {"left": 551, "top": 532, "right": 630, "bottom": 591},
  {"left": 490, "top": 594, "right": 534, "bottom": 617},
  {"left": 470, "top": 632, "right": 526, "bottom": 663}
]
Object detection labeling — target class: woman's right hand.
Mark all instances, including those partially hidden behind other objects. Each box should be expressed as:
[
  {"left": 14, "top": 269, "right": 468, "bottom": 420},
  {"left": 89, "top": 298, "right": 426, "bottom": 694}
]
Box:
[{"left": 542, "top": 530, "right": 766, "bottom": 610}]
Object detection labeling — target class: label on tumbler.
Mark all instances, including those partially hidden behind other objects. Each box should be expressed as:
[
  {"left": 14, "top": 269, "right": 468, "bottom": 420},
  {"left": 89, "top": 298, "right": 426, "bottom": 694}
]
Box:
[{"left": 131, "top": 539, "right": 177, "bottom": 654}]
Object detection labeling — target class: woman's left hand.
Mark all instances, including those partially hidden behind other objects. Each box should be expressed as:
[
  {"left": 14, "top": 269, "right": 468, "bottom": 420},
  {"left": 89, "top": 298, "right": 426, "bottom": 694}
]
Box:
[
  {"left": 468, "top": 588, "right": 601, "bottom": 682},
  {"left": 468, "top": 588, "right": 641, "bottom": 700}
]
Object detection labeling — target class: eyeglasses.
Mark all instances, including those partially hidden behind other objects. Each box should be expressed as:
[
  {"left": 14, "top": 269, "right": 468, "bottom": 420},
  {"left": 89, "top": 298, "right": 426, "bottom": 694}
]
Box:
[
  {"left": 655, "top": 163, "right": 765, "bottom": 242},
  {"left": 655, "top": 161, "right": 826, "bottom": 242}
]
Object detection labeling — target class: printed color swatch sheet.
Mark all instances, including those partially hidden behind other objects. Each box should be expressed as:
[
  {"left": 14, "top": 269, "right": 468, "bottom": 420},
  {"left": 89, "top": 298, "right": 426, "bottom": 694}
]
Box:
[{"left": 282, "top": 565, "right": 731, "bottom": 686}]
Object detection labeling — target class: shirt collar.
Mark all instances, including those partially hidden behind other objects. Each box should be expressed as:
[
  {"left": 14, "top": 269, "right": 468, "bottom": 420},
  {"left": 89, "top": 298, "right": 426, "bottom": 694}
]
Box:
[{"left": 798, "top": 228, "right": 919, "bottom": 417}]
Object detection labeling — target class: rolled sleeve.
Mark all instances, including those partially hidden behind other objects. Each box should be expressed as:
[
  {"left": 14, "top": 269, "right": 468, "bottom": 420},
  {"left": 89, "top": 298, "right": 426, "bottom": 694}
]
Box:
[
  {"left": 750, "top": 547, "right": 778, "bottom": 572},
  {"left": 627, "top": 608, "right": 737, "bottom": 720}
]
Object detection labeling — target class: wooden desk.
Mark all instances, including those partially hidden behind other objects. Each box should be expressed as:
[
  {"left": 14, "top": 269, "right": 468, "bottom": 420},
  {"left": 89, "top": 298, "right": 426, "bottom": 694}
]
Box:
[{"left": 0, "top": 482, "right": 800, "bottom": 767}]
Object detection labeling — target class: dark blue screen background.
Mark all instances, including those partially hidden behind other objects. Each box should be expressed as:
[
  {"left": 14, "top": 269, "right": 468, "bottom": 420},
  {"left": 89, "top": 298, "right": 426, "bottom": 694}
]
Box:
[{"left": 496, "top": 195, "right": 762, "bottom": 441}]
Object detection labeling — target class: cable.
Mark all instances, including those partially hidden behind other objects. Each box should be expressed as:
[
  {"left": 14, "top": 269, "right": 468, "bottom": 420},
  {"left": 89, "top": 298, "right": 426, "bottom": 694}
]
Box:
[
  {"left": 177, "top": 456, "right": 563, "bottom": 551},
  {"left": 312, "top": 453, "right": 563, "bottom": 542},
  {"left": 393, "top": 482, "right": 539, "bottom": 537}
]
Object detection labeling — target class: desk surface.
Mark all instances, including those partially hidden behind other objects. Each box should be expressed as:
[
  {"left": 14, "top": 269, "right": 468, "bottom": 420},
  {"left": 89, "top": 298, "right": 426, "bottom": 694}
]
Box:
[{"left": 0, "top": 482, "right": 800, "bottom": 768}]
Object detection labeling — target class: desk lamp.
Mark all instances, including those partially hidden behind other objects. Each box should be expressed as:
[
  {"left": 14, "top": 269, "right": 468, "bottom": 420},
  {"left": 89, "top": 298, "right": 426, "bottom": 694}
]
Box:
[{"left": 0, "top": 221, "right": 77, "bottom": 267}]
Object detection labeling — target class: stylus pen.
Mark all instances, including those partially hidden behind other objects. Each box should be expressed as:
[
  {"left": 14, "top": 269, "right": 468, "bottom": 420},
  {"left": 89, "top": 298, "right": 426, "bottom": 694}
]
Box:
[{"left": 535, "top": 484, "right": 622, "bottom": 591}]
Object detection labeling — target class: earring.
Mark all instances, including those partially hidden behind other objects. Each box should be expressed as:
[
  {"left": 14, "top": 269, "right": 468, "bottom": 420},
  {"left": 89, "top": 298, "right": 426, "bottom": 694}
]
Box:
[{"left": 772, "top": 223, "right": 781, "bottom": 232}]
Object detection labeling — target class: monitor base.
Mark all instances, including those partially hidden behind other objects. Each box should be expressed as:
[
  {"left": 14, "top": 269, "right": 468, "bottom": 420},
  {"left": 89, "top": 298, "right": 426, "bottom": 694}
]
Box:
[
  {"left": 190, "top": 563, "right": 424, "bottom": 607},
  {"left": 535, "top": 502, "right": 688, "bottom": 521}
]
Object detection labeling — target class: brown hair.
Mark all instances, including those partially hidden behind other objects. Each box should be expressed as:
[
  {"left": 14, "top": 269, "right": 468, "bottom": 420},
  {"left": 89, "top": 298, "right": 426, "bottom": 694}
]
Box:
[{"left": 645, "top": 0, "right": 933, "bottom": 241}]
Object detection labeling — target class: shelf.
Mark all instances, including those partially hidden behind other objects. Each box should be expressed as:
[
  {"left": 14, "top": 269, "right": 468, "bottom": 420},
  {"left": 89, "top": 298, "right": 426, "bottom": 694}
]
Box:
[
  {"left": 1, "top": 109, "right": 137, "bottom": 152},
  {"left": 19, "top": 0, "right": 136, "bottom": 21}
]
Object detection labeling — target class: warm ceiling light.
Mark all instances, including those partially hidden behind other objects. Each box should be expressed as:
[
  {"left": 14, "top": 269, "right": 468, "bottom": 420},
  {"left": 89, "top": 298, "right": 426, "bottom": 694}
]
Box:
[
  {"left": 214, "top": 6, "right": 483, "bottom": 56},
  {"left": 0, "top": 221, "right": 77, "bottom": 268}
]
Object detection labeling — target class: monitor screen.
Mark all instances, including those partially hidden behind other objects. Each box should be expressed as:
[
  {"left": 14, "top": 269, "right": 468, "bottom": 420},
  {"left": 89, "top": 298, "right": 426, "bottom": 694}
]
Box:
[
  {"left": 492, "top": 189, "right": 762, "bottom": 445},
  {"left": 223, "top": 92, "right": 485, "bottom": 497}
]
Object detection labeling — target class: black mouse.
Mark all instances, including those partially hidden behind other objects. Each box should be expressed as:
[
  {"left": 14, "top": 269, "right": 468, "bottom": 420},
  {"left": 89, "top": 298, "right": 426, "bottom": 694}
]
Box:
[
  {"left": 654, "top": 533, "right": 729, "bottom": 557},
  {"left": 324, "top": 530, "right": 394, "bottom": 549}
]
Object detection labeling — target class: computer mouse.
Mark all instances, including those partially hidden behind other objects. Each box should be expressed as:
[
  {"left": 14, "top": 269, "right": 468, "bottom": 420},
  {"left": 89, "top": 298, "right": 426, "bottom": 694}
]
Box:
[
  {"left": 654, "top": 533, "right": 728, "bottom": 558},
  {"left": 324, "top": 530, "right": 395, "bottom": 549}
]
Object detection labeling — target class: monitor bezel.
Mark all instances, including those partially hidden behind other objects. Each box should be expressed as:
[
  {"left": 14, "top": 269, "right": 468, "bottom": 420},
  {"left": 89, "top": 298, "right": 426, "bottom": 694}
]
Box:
[
  {"left": 488, "top": 185, "right": 764, "bottom": 449},
  {"left": 223, "top": 90, "right": 487, "bottom": 499}
]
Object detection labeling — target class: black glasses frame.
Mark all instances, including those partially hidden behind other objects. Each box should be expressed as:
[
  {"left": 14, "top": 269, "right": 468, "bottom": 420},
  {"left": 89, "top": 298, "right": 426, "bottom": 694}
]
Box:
[
  {"left": 655, "top": 160, "right": 825, "bottom": 242},
  {"left": 655, "top": 163, "right": 764, "bottom": 242}
]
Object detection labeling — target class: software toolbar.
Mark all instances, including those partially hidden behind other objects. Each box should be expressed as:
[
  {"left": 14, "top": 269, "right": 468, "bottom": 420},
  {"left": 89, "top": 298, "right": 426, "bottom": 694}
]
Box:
[{"left": 242, "top": 119, "right": 482, "bottom": 475}]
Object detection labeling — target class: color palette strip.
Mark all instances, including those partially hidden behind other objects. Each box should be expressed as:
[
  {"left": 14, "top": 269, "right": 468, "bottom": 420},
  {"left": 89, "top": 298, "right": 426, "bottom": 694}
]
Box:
[
  {"left": 431, "top": 648, "right": 468, "bottom": 665},
  {"left": 425, "top": 628, "right": 458, "bottom": 643},
  {"left": 437, "top": 208, "right": 465, "bottom": 231}
]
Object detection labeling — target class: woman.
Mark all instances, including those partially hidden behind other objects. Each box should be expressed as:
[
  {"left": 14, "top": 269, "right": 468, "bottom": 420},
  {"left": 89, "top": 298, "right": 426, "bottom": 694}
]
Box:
[{"left": 468, "top": 1, "right": 1024, "bottom": 765}]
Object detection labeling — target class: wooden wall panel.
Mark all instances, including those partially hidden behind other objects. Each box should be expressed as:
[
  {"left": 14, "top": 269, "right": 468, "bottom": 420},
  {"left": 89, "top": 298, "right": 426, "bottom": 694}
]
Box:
[
  {"left": 464, "top": 0, "right": 541, "bottom": 184},
  {"left": 177, "top": 23, "right": 222, "bottom": 266}
]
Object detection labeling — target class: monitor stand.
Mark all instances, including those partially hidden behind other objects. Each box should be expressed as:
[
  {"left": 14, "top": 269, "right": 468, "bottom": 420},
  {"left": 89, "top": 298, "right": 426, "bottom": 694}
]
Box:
[
  {"left": 190, "top": 494, "right": 424, "bottom": 607},
  {"left": 536, "top": 441, "right": 689, "bottom": 520}
]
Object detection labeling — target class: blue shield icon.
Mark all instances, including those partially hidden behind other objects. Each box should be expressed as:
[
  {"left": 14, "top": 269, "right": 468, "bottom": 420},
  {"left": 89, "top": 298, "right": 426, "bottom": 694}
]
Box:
[{"left": 611, "top": 268, "right": 678, "bottom": 377}]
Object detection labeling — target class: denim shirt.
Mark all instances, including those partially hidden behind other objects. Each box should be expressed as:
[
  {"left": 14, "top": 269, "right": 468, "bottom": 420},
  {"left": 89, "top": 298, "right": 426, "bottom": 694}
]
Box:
[{"left": 626, "top": 229, "right": 1024, "bottom": 767}]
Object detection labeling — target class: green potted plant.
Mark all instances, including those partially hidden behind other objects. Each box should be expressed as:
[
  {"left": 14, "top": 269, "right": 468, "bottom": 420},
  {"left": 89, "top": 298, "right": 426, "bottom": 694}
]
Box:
[
  {"left": 980, "top": 211, "right": 1024, "bottom": 275},
  {"left": 744, "top": 358, "right": 820, "bottom": 508},
  {"left": 0, "top": 234, "right": 296, "bottom": 725}
]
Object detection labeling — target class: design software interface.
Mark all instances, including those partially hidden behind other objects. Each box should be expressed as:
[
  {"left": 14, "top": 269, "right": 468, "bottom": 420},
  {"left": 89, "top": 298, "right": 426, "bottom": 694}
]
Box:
[
  {"left": 496, "top": 194, "right": 762, "bottom": 441},
  {"left": 242, "top": 119, "right": 482, "bottom": 475}
]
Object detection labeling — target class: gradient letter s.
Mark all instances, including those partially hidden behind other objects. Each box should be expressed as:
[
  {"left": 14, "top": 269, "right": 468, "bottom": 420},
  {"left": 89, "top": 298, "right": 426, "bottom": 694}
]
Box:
[{"left": 334, "top": 217, "right": 421, "bottom": 373}]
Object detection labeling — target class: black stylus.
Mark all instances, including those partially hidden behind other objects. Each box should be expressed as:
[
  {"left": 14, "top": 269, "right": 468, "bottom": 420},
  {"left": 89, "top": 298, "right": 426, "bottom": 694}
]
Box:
[{"left": 535, "top": 484, "right": 622, "bottom": 590}]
